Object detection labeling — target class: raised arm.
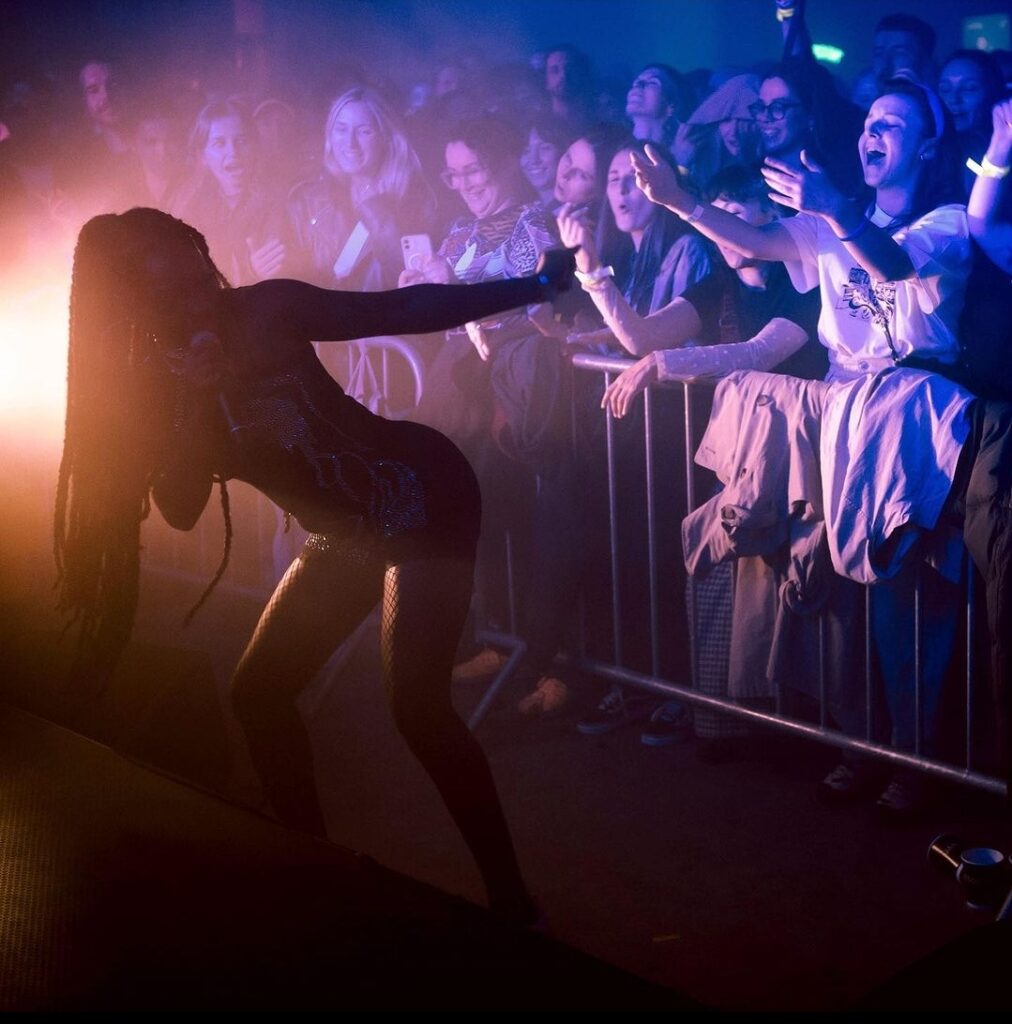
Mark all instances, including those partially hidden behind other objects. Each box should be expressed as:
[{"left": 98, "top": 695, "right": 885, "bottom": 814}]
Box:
[
  {"left": 967, "top": 99, "right": 1012, "bottom": 249},
  {"left": 631, "top": 145, "right": 800, "bottom": 263},
  {"left": 761, "top": 152, "right": 916, "bottom": 282},
  {"left": 557, "top": 202, "right": 706, "bottom": 356},
  {"left": 269, "top": 249, "right": 576, "bottom": 342}
]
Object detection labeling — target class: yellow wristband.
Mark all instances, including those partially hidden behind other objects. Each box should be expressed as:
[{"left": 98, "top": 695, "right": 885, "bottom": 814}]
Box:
[{"left": 967, "top": 155, "right": 1011, "bottom": 179}]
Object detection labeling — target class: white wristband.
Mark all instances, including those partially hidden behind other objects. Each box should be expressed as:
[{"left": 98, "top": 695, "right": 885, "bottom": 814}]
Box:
[
  {"left": 575, "top": 265, "right": 615, "bottom": 289},
  {"left": 684, "top": 204, "right": 706, "bottom": 224}
]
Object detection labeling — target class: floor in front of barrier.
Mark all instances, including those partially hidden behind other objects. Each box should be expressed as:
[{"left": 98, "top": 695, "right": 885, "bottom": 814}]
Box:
[
  {"left": 303, "top": 616, "right": 1012, "bottom": 1012},
  {"left": 3, "top": 592, "right": 1011, "bottom": 1011}
]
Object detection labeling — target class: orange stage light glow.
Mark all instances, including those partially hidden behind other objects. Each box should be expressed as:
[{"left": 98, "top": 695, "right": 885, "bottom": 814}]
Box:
[{"left": 0, "top": 265, "right": 72, "bottom": 455}]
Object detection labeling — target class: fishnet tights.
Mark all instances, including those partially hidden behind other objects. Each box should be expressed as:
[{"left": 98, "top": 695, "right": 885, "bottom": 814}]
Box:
[{"left": 230, "top": 542, "right": 529, "bottom": 912}]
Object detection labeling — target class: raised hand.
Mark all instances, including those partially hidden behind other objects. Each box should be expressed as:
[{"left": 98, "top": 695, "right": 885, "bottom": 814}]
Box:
[
  {"left": 630, "top": 144, "right": 687, "bottom": 210},
  {"left": 600, "top": 354, "right": 658, "bottom": 419},
  {"left": 760, "top": 151, "right": 845, "bottom": 220},
  {"left": 248, "top": 236, "right": 286, "bottom": 280},
  {"left": 989, "top": 99, "right": 1012, "bottom": 164},
  {"left": 556, "top": 202, "right": 597, "bottom": 273}
]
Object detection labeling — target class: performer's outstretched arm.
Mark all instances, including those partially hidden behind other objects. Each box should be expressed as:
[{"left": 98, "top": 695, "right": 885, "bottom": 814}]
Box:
[{"left": 248, "top": 250, "right": 576, "bottom": 342}]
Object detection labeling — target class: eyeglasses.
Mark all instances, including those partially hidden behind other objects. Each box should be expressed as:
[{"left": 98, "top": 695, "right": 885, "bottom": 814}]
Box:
[
  {"left": 440, "top": 163, "right": 489, "bottom": 189},
  {"left": 748, "top": 100, "right": 803, "bottom": 122}
]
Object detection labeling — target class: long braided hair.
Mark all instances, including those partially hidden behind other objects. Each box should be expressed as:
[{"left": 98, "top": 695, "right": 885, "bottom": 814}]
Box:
[{"left": 54, "top": 208, "right": 233, "bottom": 687}]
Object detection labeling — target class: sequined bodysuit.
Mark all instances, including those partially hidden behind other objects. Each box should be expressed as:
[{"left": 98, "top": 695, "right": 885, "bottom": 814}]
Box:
[{"left": 224, "top": 344, "right": 478, "bottom": 559}]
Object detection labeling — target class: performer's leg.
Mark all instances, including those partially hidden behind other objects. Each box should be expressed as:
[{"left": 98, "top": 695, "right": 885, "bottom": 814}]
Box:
[
  {"left": 381, "top": 556, "right": 535, "bottom": 921},
  {"left": 231, "top": 545, "right": 384, "bottom": 836}
]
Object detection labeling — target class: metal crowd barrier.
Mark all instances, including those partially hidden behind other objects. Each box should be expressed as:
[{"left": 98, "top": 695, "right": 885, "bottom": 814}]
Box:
[{"left": 475, "top": 352, "right": 1004, "bottom": 798}]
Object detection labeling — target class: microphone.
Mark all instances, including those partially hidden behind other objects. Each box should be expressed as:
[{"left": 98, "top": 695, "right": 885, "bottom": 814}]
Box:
[{"left": 189, "top": 330, "right": 240, "bottom": 434}]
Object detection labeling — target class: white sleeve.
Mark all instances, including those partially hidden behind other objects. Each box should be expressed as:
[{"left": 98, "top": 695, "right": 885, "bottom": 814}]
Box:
[
  {"left": 778, "top": 213, "right": 821, "bottom": 295},
  {"left": 654, "top": 317, "right": 809, "bottom": 381},
  {"left": 894, "top": 204, "right": 971, "bottom": 312}
]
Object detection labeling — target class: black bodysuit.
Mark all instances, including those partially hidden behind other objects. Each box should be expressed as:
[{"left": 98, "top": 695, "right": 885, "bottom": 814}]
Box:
[{"left": 204, "top": 277, "right": 546, "bottom": 561}]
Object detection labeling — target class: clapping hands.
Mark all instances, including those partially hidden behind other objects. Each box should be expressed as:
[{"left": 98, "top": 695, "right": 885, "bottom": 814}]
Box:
[{"left": 760, "top": 151, "right": 846, "bottom": 221}]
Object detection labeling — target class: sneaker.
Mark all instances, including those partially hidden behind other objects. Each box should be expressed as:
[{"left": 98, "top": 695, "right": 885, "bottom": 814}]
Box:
[
  {"left": 874, "top": 772, "right": 930, "bottom": 821},
  {"left": 640, "top": 701, "right": 691, "bottom": 746},
  {"left": 817, "top": 759, "right": 884, "bottom": 804},
  {"left": 576, "top": 686, "right": 652, "bottom": 736},
  {"left": 517, "top": 676, "right": 570, "bottom": 717},
  {"left": 451, "top": 647, "right": 507, "bottom": 684}
]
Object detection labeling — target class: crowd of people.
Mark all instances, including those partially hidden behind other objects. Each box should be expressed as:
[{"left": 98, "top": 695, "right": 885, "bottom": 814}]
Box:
[{"left": 10, "top": 0, "right": 1012, "bottom": 827}]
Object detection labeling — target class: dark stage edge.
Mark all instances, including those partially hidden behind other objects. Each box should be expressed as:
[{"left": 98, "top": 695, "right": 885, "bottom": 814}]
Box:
[{"left": 0, "top": 703, "right": 699, "bottom": 1012}]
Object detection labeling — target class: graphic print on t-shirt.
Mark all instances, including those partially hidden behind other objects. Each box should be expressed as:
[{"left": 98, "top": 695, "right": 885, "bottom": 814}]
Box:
[{"left": 837, "top": 267, "right": 897, "bottom": 329}]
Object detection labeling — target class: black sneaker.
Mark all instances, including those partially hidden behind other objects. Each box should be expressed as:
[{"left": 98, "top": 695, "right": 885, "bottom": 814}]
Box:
[
  {"left": 640, "top": 701, "right": 692, "bottom": 746},
  {"left": 576, "top": 686, "right": 653, "bottom": 736}
]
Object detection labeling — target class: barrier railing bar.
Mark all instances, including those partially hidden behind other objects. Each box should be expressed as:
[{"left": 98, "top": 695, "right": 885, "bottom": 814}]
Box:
[
  {"left": 865, "top": 586, "right": 873, "bottom": 741},
  {"left": 818, "top": 613, "right": 827, "bottom": 728},
  {"left": 604, "top": 374, "right": 623, "bottom": 667},
  {"left": 644, "top": 386, "right": 660, "bottom": 678},
  {"left": 914, "top": 566, "right": 923, "bottom": 757},
  {"left": 562, "top": 653, "right": 1006, "bottom": 796},
  {"left": 966, "top": 559, "right": 975, "bottom": 771}
]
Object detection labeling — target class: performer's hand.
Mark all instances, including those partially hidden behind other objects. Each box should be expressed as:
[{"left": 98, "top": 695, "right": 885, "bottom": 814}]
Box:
[
  {"left": 601, "top": 354, "right": 657, "bottom": 419},
  {"left": 535, "top": 246, "right": 579, "bottom": 297},
  {"left": 186, "top": 331, "right": 226, "bottom": 389}
]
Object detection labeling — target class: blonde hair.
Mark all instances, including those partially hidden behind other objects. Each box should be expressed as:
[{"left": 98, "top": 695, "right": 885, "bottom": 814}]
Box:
[{"left": 323, "top": 86, "right": 421, "bottom": 203}]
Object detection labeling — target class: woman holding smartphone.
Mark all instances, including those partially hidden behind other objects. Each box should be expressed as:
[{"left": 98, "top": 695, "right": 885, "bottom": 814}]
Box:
[{"left": 288, "top": 86, "right": 436, "bottom": 292}]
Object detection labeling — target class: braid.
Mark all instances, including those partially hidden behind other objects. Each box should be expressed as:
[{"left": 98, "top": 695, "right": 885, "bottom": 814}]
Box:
[
  {"left": 55, "top": 208, "right": 233, "bottom": 689},
  {"left": 183, "top": 475, "right": 233, "bottom": 626}
]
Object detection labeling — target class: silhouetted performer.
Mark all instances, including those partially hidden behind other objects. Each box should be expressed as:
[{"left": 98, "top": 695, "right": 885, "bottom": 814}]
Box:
[{"left": 55, "top": 207, "right": 576, "bottom": 923}]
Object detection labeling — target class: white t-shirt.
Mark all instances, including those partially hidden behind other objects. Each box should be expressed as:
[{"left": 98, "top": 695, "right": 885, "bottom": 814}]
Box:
[{"left": 780, "top": 204, "right": 971, "bottom": 382}]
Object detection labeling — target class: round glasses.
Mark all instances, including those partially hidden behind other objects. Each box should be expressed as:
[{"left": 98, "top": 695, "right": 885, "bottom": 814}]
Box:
[
  {"left": 748, "top": 100, "right": 803, "bottom": 122},
  {"left": 440, "top": 163, "right": 489, "bottom": 189}
]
